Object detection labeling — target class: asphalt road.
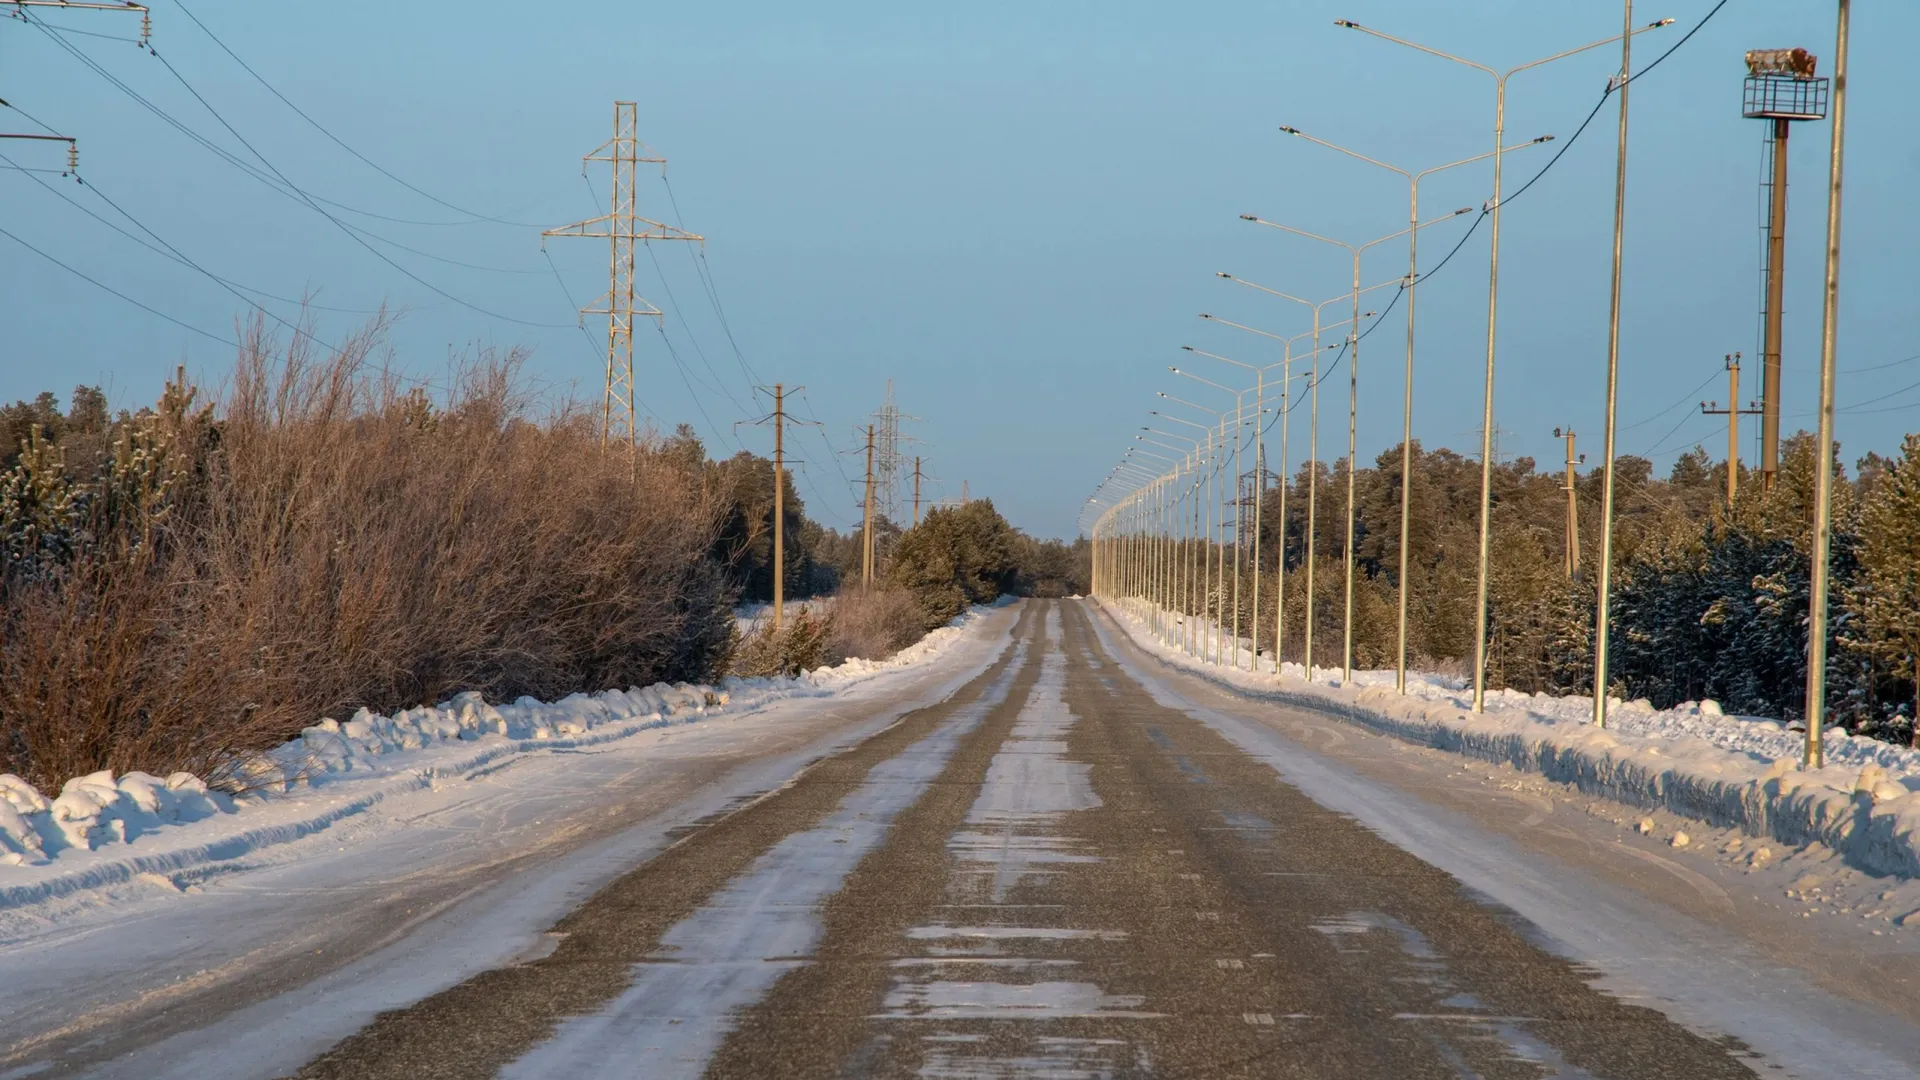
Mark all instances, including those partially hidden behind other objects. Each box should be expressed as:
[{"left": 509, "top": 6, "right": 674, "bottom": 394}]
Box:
[{"left": 279, "top": 598, "right": 1759, "bottom": 1079}]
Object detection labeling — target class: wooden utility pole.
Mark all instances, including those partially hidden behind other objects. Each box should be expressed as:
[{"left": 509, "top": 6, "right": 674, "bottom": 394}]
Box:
[
  {"left": 862, "top": 424, "right": 876, "bottom": 588},
  {"left": 743, "top": 383, "right": 809, "bottom": 627},
  {"left": 1552, "top": 427, "right": 1584, "bottom": 580},
  {"left": 1701, "top": 353, "right": 1761, "bottom": 503},
  {"left": 912, "top": 456, "right": 923, "bottom": 527}
]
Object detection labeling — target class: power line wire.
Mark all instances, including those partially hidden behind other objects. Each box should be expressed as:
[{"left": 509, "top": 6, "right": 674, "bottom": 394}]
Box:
[
  {"left": 168, "top": 0, "right": 547, "bottom": 228},
  {"left": 23, "top": 13, "right": 562, "bottom": 324},
  {"left": 1500, "top": 0, "right": 1733, "bottom": 214},
  {"left": 1, "top": 152, "right": 359, "bottom": 342},
  {"left": 143, "top": 42, "right": 570, "bottom": 328},
  {"left": 22, "top": 17, "right": 505, "bottom": 233},
  {"left": 660, "top": 172, "right": 761, "bottom": 386},
  {"left": 0, "top": 220, "right": 235, "bottom": 347},
  {"left": 1843, "top": 352, "right": 1920, "bottom": 375},
  {"left": 1622, "top": 366, "right": 1722, "bottom": 432},
  {"left": 642, "top": 238, "right": 750, "bottom": 409}
]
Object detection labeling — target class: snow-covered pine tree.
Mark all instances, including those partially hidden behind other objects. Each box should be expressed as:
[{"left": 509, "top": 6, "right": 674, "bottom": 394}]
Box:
[
  {"left": 1853, "top": 432, "right": 1920, "bottom": 745},
  {"left": 0, "top": 425, "right": 78, "bottom": 583}
]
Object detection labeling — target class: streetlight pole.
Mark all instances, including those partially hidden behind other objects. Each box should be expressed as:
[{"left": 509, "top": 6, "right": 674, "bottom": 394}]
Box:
[
  {"left": 1593, "top": 0, "right": 1641, "bottom": 729},
  {"left": 1183, "top": 344, "right": 1274, "bottom": 671},
  {"left": 1804, "top": 0, "right": 1851, "bottom": 769},
  {"left": 1194, "top": 318, "right": 1327, "bottom": 673},
  {"left": 1338, "top": 13, "right": 1674, "bottom": 711},
  {"left": 1152, "top": 397, "right": 1228, "bottom": 657},
  {"left": 1141, "top": 432, "right": 1199, "bottom": 646},
  {"left": 1213, "top": 277, "right": 1395, "bottom": 678},
  {"left": 1242, "top": 209, "right": 1474, "bottom": 682},
  {"left": 1167, "top": 374, "right": 1256, "bottom": 666},
  {"left": 1126, "top": 447, "right": 1178, "bottom": 638},
  {"left": 1151, "top": 411, "right": 1213, "bottom": 657},
  {"left": 1274, "top": 129, "right": 1551, "bottom": 693}
]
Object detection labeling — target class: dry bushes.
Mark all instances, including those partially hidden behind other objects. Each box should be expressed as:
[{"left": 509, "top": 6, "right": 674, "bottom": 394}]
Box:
[
  {"left": 729, "top": 606, "right": 833, "bottom": 678},
  {"left": 823, "top": 586, "right": 927, "bottom": 664},
  {"left": 0, "top": 322, "right": 734, "bottom": 791}
]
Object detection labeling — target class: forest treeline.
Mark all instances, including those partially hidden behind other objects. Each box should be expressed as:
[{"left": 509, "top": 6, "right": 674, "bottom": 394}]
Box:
[
  {"left": 1198, "top": 431, "right": 1920, "bottom": 745},
  {"left": 0, "top": 334, "right": 1087, "bottom": 791}
]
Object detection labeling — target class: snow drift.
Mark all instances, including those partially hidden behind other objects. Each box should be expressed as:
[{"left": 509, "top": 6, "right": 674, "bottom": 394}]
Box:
[
  {"left": 1099, "top": 599, "right": 1920, "bottom": 880},
  {"left": 0, "top": 603, "right": 1006, "bottom": 904}
]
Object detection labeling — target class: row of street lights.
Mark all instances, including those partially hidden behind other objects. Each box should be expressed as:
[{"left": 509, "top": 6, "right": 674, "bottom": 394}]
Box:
[{"left": 1083, "top": 3, "right": 1856, "bottom": 767}]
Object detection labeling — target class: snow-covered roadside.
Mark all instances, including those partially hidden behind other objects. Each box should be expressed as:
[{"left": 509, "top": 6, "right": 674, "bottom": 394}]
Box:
[
  {"left": 1097, "top": 599, "right": 1920, "bottom": 880},
  {"left": 0, "top": 602, "right": 1007, "bottom": 907},
  {"left": 1083, "top": 606, "right": 1920, "bottom": 1079}
]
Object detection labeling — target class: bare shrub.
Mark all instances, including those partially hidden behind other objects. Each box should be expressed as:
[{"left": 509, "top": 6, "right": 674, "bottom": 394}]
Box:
[
  {"left": 824, "top": 586, "right": 927, "bottom": 665},
  {"left": 0, "top": 319, "right": 735, "bottom": 791},
  {"left": 730, "top": 605, "right": 833, "bottom": 678}
]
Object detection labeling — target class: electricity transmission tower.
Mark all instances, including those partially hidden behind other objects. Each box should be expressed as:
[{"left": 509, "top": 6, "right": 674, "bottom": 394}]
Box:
[
  {"left": 543, "top": 101, "right": 700, "bottom": 448},
  {"left": 870, "top": 381, "right": 920, "bottom": 523}
]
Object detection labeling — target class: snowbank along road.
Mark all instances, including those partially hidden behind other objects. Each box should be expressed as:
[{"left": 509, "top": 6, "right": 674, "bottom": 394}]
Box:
[{"left": 13, "top": 599, "right": 1920, "bottom": 1078}]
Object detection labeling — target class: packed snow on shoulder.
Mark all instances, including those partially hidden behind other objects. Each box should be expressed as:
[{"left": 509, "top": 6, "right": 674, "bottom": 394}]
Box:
[
  {"left": 1101, "top": 598, "right": 1920, "bottom": 879},
  {"left": 0, "top": 603, "right": 1000, "bottom": 887}
]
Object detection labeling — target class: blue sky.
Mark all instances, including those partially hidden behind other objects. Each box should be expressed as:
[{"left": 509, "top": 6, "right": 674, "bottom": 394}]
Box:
[{"left": 2, "top": 0, "right": 1912, "bottom": 539}]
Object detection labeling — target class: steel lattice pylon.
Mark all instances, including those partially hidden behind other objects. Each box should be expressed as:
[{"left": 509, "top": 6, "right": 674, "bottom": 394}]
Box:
[
  {"left": 544, "top": 102, "right": 701, "bottom": 447},
  {"left": 871, "top": 380, "right": 920, "bottom": 523}
]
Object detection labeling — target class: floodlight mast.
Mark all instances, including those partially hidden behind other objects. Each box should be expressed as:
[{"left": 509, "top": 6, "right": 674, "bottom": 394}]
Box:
[{"left": 1742, "top": 46, "right": 1830, "bottom": 493}]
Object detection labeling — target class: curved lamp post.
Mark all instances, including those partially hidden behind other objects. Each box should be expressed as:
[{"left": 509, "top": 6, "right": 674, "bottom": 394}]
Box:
[
  {"left": 1237, "top": 209, "right": 1476, "bottom": 683},
  {"left": 1275, "top": 126, "right": 1552, "bottom": 693},
  {"left": 1335, "top": 13, "right": 1675, "bottom": 711}
]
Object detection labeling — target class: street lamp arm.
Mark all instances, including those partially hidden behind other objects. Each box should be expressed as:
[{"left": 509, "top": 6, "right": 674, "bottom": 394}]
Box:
[
  {"left": 1129, "top": 441, "right": 1183, "bottom": 460},
  {"left": 1508, "top": 20, "right": 1674, "bottom": 79},
  {"left": 1149, "top": 410, "right": 1213, "bottom": 433},
  {"left": 1218, "top": 272, "right": 1313, "bottom": 310},
  {"left": 1416, "top": 136, "right": 1554, "bottom": 181},
  {"left": 1327, "top": 278, "right": 1404, "bottom": 310},
  {"left": 1142, "top": 427, "right": 1201, "bottom": 446},
  {"left": 1198, "top": 313, "right": 1287, "bottom": 344},
  {"left": 1362, "top": 205, "right": 1476, "bottom": 253},
  {"left": 1333, "top": 19, "right": 1497, "bottom": 78},
  {"left": 1241, "top": 214, "right": 1353, "bottom": 255},
  {"left": 1279, "top": 125, "right": 1411, "bottom": 179},
  {"left": 1155, "top": 390, "right": 1212, "bottom": 416},
  {"left": 1168, "top": 366, "right": 1239, "bottom": 397},
  {"left": 1184, "top": 345, "right": 1258, "bottom": 374}
]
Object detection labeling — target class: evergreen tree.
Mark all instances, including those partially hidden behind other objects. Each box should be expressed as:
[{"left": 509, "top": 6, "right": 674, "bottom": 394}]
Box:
[
  {"left": 888, "top": 500, "right": 1018, "bottom": 629},
  {"left": 1853, "top": 432, "right": 1920, "bottom": 744}
]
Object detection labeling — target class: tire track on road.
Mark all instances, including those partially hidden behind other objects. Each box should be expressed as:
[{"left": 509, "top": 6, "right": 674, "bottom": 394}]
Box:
[{"left": 291, "top": 603, "right": 1041, "bottom": 1080}]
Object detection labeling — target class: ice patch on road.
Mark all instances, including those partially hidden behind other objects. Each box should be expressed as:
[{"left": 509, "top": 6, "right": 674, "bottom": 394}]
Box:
[
  {"left": 906, "top": 925, "right": 1127, "bottom": 942},
  {"left": 920, "top": 1036, "right": 1136, "bottom": 1080},
  {"left": 952, "top": 612, "right": 1099, "bottom": 903},
  {"left": 887, "top": 614, "right": 1156, "bottom": 1075},
  {"left": 878, "top": 980, "right": 1160, "bottom": 1020},
  {"left": 498, "top": 641, "right": 1029, "bottom": 1080}
]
